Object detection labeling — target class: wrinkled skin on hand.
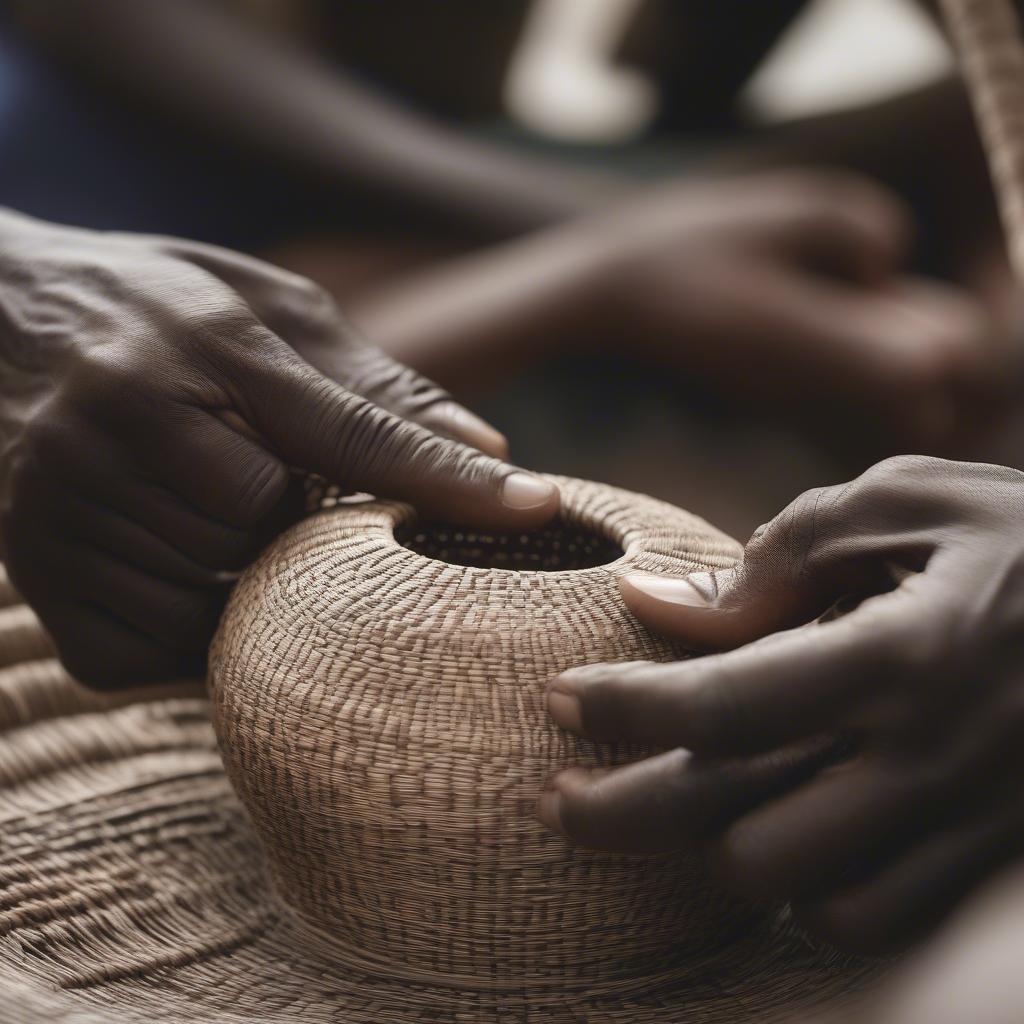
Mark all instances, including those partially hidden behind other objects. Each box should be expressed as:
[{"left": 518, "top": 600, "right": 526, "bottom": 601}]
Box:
[
  {"left": 0, "top": 212, "right": 558, "bottom": 689},
  {"left": 539, "top": 456, "right": 1024, "bottom": 954},
  {"left": 593, "top": 171, "right": 1016, "bottom": 453}
]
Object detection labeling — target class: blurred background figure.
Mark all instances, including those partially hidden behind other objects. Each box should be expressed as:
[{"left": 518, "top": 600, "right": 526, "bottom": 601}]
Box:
[{"left": 2, "top": 0, "right": 1020, "bottom": 537}]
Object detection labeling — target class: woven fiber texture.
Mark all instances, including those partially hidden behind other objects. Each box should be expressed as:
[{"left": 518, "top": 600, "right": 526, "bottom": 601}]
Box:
[
  {"left": 0, "top": 481, "right": 877, "bottom": 1022},
  {"left": 942, "top": 0, "right": 1024, "bottom": 279}
]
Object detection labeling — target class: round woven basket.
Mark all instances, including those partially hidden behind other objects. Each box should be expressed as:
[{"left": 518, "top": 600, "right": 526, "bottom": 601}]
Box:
[
  {"left": 0, "top": 481, "right": 875, "bottom": 1023},
  {"left": 209, "top": 476, "right": 755, "bottom": 993}
]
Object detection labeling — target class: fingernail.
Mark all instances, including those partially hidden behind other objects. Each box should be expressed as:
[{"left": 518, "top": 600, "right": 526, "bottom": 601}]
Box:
[
  {"left": 622, "top": 572, "right": 713, "bottom": 607},
  {"left": 502, "top": 473, "right": 557, "bottom": 510},
  {"left": 547, "top": 682, "right": 584, "bottom": 732},
  {"left": 434, "top": 402, "right": 509, "bottom": 458},
  {"left": 536, "top": 788, "right": 567, "bottom": 837}
]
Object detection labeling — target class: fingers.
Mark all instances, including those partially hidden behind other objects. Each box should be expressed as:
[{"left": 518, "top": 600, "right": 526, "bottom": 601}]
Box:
[
  {"left": 324, "top": 341, "right": 509, "bottom": 458},
  {"left": 31, "top": 485, "right": 239, "bottom": 588},
  {"left": 724, "top": 261, "right": 997, "bottom": 450},
  {"left": 41, "top": 602, "right": 200, "bottom": 690},
  {"left": 619, "top": 568, "right": 760, "bottom": 651},
  {"left": 57, "top": 542, "right": 227, "bottom": 656},
  {"left": 706, "top": 754, "right": 935, "bottom": 901},
  {"left": 16, "top": 413, "right": 271, "bottom": 572},
  {"left": 548, "top": 604, "right": 903, "bottom": 755},
  {"left": 158, "top": 237, "right": 509, "bottom": 457},
  {"left": 92, "top": 402, "right": 295, "bottom": 532},
  {"left": 772, "top": 172, "right": 913, "bottom": 284},
  {"left": 536, "top": 738, "right": 839, "bottom": 854},
  {"left": 231, "top": 346, "right": 558, "bottom": 530},
  {"left": 617, "top": 456, "right": 964, "bottom": 653},
  {"left": 4, "top": 509, "right": 205, "bottom": 689},
  {"left": 794, "top": 792, "right": 1024, "bottom": 955},
  {"left": 618, "top": 490, "right": 851, "bottom": 652},
  {"left": 3, "top": 435, "right": 250, "bottom": 689}
]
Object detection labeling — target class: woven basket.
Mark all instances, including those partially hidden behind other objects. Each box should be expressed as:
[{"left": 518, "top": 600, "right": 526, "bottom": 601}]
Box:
[
  {"left": 209, "top": 476, "right": 756, "bottom": 993},
  {"left": 942, "top": 0, "right": 1024, "bottom": 279},
  {"left": 0, "top": 482, "right": 874, "bottom": 1022}
]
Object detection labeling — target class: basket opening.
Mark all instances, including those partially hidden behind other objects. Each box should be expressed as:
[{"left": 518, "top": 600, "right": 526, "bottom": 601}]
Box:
[{"left": 395, "top": 518, "right": 623, "bottom": 571}]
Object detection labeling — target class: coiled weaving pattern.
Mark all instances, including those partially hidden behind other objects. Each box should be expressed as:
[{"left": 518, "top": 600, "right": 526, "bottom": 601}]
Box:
[{"left": 0, "top": 481, "right": 873, "bottom": 1022}]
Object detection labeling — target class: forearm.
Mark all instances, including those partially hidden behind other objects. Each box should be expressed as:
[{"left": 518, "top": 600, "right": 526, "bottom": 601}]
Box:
[
  {"left": 10, "top": 0, "right": 622, "bottom": 236},
  {"left": 349, "top": 219, "right": 619, "bottom": 392}
]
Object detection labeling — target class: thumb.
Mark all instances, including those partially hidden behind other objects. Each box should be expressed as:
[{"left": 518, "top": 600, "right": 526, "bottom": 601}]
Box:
[
  {"left": 618, "top": 564, "right": 776, "bottom": 653},
  {"left": 234, "top": 346, "right": 559, "bottom": 530},
  {"left": 619, "top": 481, "right": 893, "bottom": 651}
]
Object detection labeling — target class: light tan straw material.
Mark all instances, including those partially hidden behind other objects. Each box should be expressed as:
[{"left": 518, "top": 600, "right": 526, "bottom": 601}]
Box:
[
  {"left": 941, "top": 0, "right": 1024, "bottom": 280},
  {"left": 0, "top": 478, "right": 877, "bottom": 1022}
]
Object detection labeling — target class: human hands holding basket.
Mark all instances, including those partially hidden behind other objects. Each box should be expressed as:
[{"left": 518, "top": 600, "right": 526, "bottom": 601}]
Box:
[
  {"left": 540, "top": 456, "right": 1024, "bottom": 955},
  {"left": 0, "top": 211, "right": 558, "bottom": 689}
]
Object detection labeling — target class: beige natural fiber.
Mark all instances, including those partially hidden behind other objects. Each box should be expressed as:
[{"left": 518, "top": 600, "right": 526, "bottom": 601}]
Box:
[
  {"left": 0, "top": 479, "right": 877, "bottom": 1022},
  {"left": 942, "top": 0, "right": 1024, "bottom": 280}
]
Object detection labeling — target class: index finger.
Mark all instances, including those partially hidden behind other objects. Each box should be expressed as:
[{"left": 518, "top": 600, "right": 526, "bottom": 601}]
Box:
[
  {"left": 537, "top": 738, "right": 838, "bottom": 853},
  {"left": 549, "top": 587, "right": 924, "bottom": 755},
  {"left": 229, "top": 336, "right": 559, "bottom": 530}
]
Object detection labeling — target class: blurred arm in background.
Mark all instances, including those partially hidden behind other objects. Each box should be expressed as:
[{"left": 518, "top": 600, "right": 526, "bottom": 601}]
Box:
[
  {"left": 4, "top": 0, "right": 621, "bottom": 237},
  {"left": 349, "top": 168, "right": 1008, "bottom": 457},
  {"left": 8, "top": 0, "right": 1018, "bottom": 463}
]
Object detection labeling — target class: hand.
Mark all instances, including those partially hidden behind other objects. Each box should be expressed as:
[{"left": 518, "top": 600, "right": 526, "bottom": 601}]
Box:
[
  {"left": 0, "top": 212, "right": 558, "bottom": 688},
  {"left": 538, "top": 456, "right": 1024, "bottom": 953},
  {"left": 591, "top": 171, "right": 1015, "bottom": 452}
]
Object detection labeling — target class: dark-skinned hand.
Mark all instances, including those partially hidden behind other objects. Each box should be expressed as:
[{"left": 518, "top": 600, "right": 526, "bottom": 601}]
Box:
[
  {"left": 0, "top": 210, "right": 558, "bottom": 689},
  {"left": 538, "top": 456, "right": 1024, "bottom": 954}
]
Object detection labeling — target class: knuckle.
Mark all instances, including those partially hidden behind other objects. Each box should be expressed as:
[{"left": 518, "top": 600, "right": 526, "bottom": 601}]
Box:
[
  {"left": 265, "top": 276, "right": 338, "bottom": 338},
  {"left": 856, "top": 454, "right": 943, "bottom": 494},
  {"left": 187, "top": 307, "right": 269, "bottom": 365},
  {"left": 346, "top": 347, "right": 447, "bottom": 413},
  {"left": 65, "top": 344, "right": 145, "bottom": 409},
  {"left": 841, "top": 455, "right": 954, "bottom": 525},
  {"left": 364, "top": 405, "right": 484, "bottom": 480},
  {"left": 749, "top": 484, "right": 843, "bottom": 578},
  {"left": 906, "top": 613, "right": 957, "bottom": 675}
]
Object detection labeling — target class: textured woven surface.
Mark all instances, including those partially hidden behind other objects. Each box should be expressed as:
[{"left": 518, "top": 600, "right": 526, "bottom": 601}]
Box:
[
  {"left": 0, "top": 481, "right": 878, "bottom": 1021},
  {"left": 942, "top": 0, "right": 1024, "bottom": 279}
]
